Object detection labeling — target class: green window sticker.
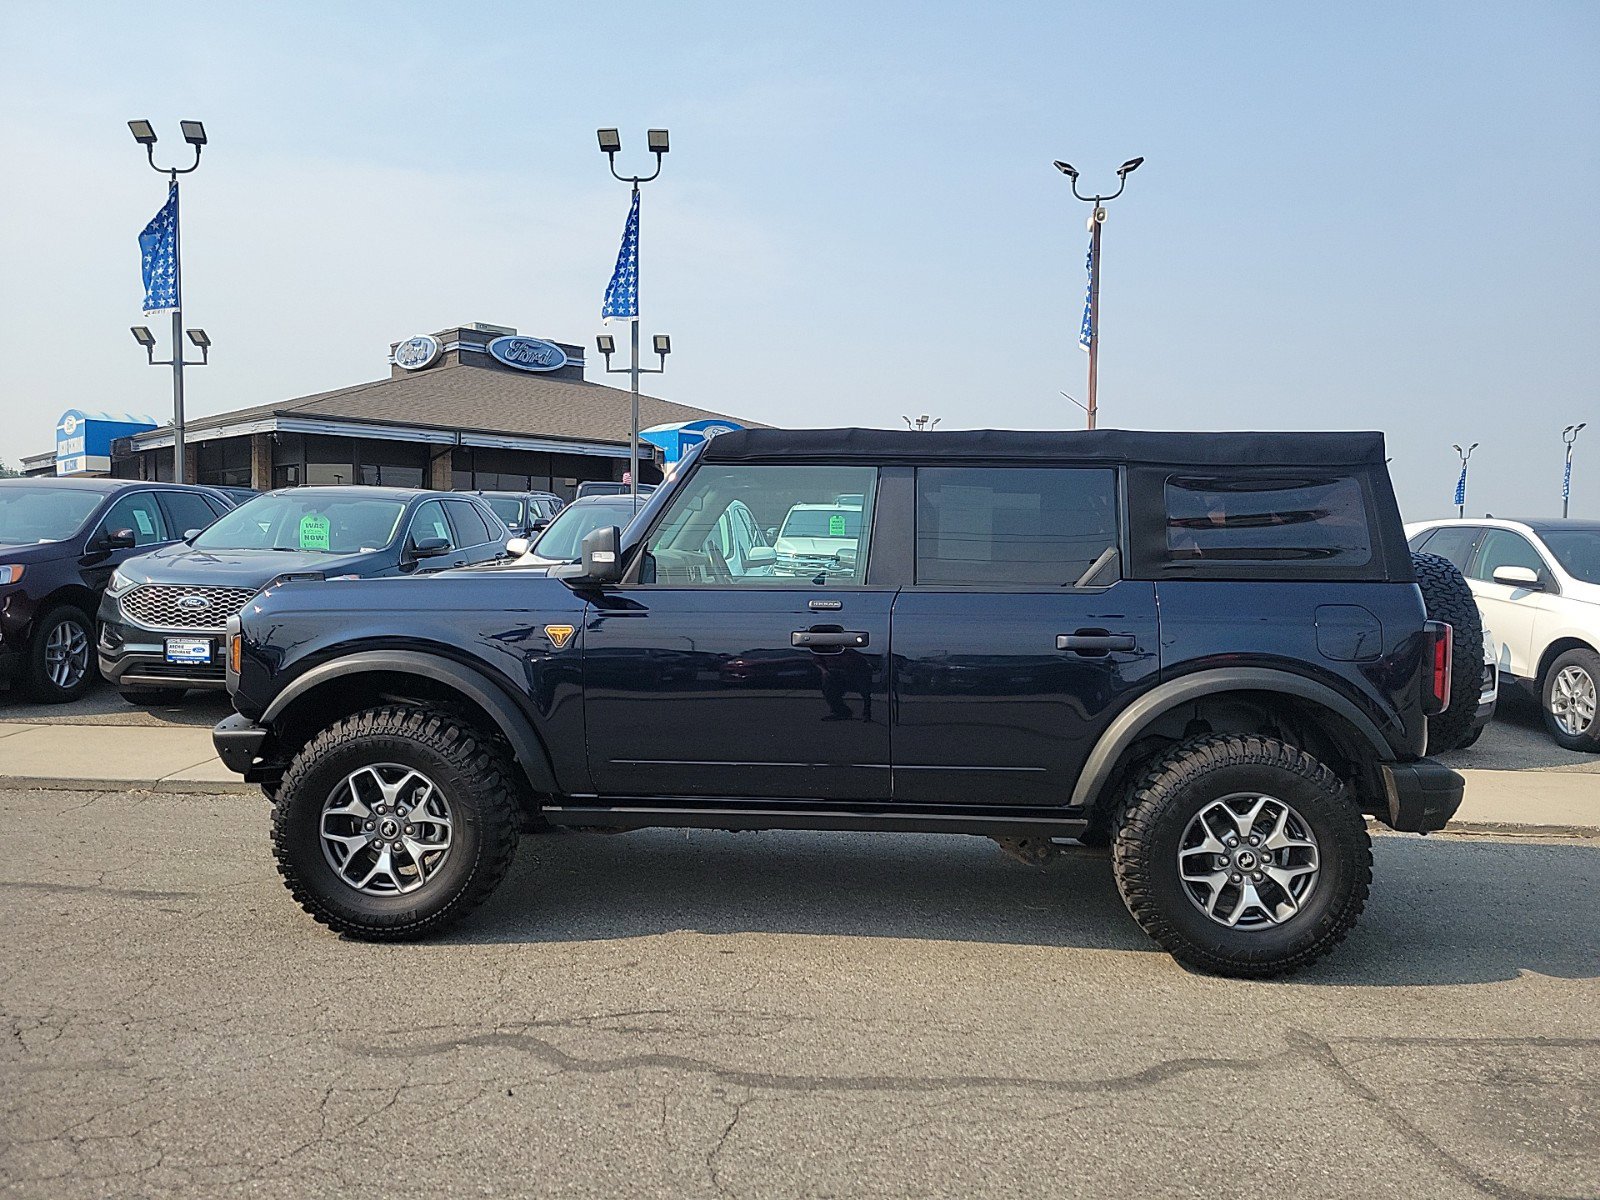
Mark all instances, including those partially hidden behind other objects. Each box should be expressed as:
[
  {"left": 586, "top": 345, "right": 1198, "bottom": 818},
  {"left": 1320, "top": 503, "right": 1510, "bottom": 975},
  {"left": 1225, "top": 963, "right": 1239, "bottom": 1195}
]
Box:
[
  {"left": 298, "top": 514, "right": 331, "bottom": 550},
  {"left": 828, "top": 513, "right": 847, "bottom": 537}
]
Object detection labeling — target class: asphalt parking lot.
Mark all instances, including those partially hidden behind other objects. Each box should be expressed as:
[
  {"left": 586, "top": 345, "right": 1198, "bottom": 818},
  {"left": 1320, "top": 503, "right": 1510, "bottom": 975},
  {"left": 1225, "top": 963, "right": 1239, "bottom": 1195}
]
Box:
[{"left": 2, "top": 784, "right": 1596, "bottom": 1200}]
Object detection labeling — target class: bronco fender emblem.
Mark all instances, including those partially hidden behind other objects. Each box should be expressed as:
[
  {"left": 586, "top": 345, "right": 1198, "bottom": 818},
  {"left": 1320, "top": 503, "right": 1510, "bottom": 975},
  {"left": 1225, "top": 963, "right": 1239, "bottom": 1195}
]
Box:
[{"left": 543, "top": 624, "right": 575, "bottom": 650}]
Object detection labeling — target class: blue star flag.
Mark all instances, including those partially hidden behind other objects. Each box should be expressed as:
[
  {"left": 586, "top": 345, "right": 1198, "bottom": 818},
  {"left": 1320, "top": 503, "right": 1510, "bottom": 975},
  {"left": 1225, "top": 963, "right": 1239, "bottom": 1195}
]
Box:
[
  {"left": 1454, "top": 466, "right": 1467, "bottom": 508},
  {"left": 1078, "top": 238, "right": 1093, "bottom": 353},
  {"left": 140, "top": 182, "right": 180, "bottom": 313},
  {"left": 601, "top": 191, "right": 640, "bottom": 321}
]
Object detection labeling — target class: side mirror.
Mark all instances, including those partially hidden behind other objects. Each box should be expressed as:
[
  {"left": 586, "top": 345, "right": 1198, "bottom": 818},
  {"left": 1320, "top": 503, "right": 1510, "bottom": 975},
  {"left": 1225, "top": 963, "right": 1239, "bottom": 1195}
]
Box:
[
  {"left": 529, "top": 518, "right": 550, "bottom": 533},
  {"left": 411, "top": 535, "right": 451, "bottom": 560},
  {"left": 765, "top": 527, "right": 779, "bottom": 541},
  {"left": 183, "top": 528, "right": 203, "bottom": 541},
  {"left": 1492, "top": 565, "right": 1541, "bottom": 589},
  {"left": 551, "top": 525, "right": 623, "bottom": 585},
  {"left": 104, "top": 528, "right": 137, "bottom": 550},
  {"left": 745, "top": 546, "right": 777, "bottom": 568},
  {"left": 505, "top": 537, "right": 531, "bottom": 558}
]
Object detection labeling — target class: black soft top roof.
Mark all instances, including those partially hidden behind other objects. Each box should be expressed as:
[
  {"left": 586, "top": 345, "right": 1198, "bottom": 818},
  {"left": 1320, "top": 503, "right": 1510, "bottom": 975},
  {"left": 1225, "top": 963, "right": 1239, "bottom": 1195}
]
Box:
[{"left": 699, "top": 427, "right": 1388, "bottom": 468}]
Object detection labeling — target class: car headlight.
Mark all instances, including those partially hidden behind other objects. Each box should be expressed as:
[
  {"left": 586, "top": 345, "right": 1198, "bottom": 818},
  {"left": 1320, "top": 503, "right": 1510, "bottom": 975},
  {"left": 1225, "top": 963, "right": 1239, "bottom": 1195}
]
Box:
[
  {"left": 105, "top": 568, "right": 137, "bottom": 596},
  {"left": 0, "top": 564, "right": 25, "bottom": 586}
]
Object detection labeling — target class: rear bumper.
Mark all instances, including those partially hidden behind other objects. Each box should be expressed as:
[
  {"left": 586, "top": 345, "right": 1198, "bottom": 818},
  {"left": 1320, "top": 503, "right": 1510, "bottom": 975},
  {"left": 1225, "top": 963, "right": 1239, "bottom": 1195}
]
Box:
[
  {"left": 213, "top": 713, "right": 269, "bottom": 776},
  {"left": 1377, "top": 759, "right": 1465, "bottom": 833}
]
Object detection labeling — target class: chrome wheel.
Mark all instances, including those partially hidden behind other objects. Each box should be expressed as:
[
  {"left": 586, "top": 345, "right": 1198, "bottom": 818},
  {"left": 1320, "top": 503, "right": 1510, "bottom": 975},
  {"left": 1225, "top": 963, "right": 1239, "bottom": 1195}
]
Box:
[
  {"left": 1178, "top": 793, "right": 1320, "bottom": 929},
  {"left": 1550, "top": 665, "right": 1597, "bottom": 736},
  {"left": 43, "top": 617, "right": 90, "bottom": 690},
  {"left": 319, "top": 764, "right": 453, "bottom": 896}
]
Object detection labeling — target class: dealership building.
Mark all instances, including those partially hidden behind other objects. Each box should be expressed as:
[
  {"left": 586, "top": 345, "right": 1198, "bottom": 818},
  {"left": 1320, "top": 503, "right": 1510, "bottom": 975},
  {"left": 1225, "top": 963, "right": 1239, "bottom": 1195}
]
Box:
[{"left": 23, "top": 323, "right": 755, "bottom": 497}]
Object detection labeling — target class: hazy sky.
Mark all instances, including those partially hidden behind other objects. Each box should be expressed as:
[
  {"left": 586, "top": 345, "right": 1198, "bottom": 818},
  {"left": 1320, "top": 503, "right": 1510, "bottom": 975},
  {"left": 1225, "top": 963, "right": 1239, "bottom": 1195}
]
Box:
[{"left": 1, "top": 1, "right": 1596, "bottom": 519}]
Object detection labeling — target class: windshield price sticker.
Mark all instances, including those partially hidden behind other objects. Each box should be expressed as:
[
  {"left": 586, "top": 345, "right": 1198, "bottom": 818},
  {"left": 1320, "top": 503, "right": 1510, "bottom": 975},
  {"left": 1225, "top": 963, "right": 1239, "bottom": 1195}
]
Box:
[
  {"left": 298, "top": 514, "right": 331, "bottom": 550},
  {"left": 829, "top": 514, "right": 847, "bottom": 537}
]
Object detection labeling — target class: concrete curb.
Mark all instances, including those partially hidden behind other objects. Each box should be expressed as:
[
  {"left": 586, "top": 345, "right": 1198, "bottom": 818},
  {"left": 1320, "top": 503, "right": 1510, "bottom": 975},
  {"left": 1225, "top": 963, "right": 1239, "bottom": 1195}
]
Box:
[{"left": 0, "top": 776, "right": 259, "bottom": 797}]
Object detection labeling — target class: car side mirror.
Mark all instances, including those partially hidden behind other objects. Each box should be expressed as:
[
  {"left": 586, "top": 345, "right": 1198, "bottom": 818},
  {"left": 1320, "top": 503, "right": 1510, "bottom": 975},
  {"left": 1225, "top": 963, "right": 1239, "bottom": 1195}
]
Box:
[
  {"left": 530, "top": 518, "right": 550, "bottom": 533},
  {"left": 505, "top": 537, "right": 531, "bottom": 557},
  {"left": 1492, "top": 565, "right": 1541, "bottom": 589},
  {"left": 410, "top": 535, "right": 451, "bottom": 560},
  {"left": 104, "top": 528, "right": 137, "bottom": 550},
  {"left": 183, "top": 528, "right": 203, "bottom": 541},
  {"left": 745, "top": 546, "right": 776, "bottom": 567},
  {"left": 551, "top": 525, "right": 623, "bottom": 585}
]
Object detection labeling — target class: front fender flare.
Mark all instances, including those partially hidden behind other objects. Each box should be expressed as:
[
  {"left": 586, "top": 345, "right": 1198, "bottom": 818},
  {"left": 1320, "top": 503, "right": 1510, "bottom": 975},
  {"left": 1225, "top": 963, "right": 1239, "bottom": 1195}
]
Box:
[
  {"left": 1069, "top": 666, "right": 1395, "bottom": 810},
  {"left": 261, "top": 650, "right": 560, "bottom": 795}
]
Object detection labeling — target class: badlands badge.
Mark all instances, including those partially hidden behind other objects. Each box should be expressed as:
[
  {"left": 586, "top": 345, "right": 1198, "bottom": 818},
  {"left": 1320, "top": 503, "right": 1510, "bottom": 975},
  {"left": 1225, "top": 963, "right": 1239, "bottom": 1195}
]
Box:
[{"left": 543, "top": 624, "right": 575, "bottom": 650}]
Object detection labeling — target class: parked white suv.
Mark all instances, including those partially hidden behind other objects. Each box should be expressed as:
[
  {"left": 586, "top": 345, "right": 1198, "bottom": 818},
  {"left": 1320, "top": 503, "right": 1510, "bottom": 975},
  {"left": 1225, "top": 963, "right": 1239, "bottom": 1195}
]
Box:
[{"left": 1406, "top": 518, "right": 1600, "bottom": 751}]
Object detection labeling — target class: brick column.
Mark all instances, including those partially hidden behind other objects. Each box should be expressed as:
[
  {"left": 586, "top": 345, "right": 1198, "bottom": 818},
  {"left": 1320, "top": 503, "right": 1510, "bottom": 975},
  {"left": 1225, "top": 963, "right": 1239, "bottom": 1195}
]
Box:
[
  {"left": 251, "top": 434, "right": 273, "bottom": 490},
  {"left": 182, "top": 443, "right": 200, "bottom": 485},
  {"left": 429, "top": 446, "right": 453, "bottom": 490}
]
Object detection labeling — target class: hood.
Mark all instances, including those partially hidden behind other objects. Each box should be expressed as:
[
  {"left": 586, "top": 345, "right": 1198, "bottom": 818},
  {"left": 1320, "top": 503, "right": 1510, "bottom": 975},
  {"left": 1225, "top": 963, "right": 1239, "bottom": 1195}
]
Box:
[
  {"left": 0, "top": 540, "right": 75, "bottom": 565},
  {"left": 119, "top": 543, "right": 390, "bottom": 588},
  {"left": 442, "top": 557, "right": 556, "bottom": 576}
]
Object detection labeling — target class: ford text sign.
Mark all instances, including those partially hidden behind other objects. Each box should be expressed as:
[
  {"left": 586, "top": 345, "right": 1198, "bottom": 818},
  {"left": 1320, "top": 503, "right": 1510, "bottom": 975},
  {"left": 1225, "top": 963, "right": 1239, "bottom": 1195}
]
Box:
[{"left": 487, "top": 336, "right": 568, "bottom": 373}]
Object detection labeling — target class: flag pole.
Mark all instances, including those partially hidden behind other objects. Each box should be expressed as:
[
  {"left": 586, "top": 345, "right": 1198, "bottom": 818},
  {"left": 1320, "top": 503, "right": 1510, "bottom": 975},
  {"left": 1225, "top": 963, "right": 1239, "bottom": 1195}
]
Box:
[
  {"left": 170, "top": 173, "right": 186, "bottom": 484},
  {"left": 1086, "top": 209, "right": 1103, "bottom": 431}
]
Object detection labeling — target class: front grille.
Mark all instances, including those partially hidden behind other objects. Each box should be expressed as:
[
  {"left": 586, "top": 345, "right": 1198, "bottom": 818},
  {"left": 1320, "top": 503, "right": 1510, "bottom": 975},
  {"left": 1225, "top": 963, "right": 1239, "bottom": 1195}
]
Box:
[
  {"left": 129, "top": 660, "right": 226, "bottom": 681},
  {"left": 120, "top": 584, "right": 257, "bottom": 631},
  {"left": 776, "top": 553, "right": 839, "bottom": 575}
]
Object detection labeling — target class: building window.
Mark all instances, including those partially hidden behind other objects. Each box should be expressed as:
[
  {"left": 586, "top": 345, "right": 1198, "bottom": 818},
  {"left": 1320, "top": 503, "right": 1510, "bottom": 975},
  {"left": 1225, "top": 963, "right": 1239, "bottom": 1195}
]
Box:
[
  {"left": 196, "top": 438, "right": 252, "bottom": 488},
  {"left": 302, "top": 435, "right": 355, "bottom": 487},
  {"left": 358, "top": 440, "right": 425, "bottom": 489}
]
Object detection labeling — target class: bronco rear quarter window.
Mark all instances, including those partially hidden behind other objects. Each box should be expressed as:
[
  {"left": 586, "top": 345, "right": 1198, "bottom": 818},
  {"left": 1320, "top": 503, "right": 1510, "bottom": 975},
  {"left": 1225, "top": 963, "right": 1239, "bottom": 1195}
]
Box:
[{"left": 1160, "top": 474, "right": 1375, "bottom": 573}]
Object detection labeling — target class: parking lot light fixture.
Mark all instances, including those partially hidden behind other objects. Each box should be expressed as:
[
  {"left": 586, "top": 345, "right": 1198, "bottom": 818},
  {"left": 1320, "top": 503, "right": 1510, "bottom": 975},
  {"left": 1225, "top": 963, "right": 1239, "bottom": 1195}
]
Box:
[
  {"left": 186, "top": 328, "right": 210, "bottom": 348},
  {"left": 1053, "top": 161, "right": 1078, "bottom": 179},
  {"left": 652, "top": 333, "right": 671, "bottom": 357},
  {"left": 128, "top": 120, "right": 157, "bottom": 146},
  {"left": 130, "top": 325, "right": 155, "bottom": 347},
  {"left": 596, "top": 333, "right": 615, "bottom": 361},
  {"left": 180, "top": 120, "right": 207, "bottom": 146},
  {"left": 647, "top": 128, "right": 670, "bottom": 154},
  {"left": 597, "top": 127, "right": 622, "bottom": 155}
]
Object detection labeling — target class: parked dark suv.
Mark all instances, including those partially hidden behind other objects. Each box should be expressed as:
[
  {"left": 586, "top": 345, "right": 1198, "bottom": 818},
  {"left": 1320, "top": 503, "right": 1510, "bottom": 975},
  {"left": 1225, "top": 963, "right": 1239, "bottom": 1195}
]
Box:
[
  {"left": 213, "top": 429, "right": 1465, "bottom": 976},
  {"left": 99, "top": 487, "right": 508, "bottom": 703},
  {"left": 0, "top": 478, "right": 234, "bottom": 702}
]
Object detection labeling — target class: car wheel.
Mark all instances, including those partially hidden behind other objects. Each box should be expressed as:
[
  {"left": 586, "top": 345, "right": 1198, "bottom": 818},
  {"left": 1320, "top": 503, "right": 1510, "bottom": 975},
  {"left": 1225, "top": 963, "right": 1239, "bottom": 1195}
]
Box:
[
  {"left": 1411, "top": 551, "right": 1483, "bottom": 753},
  {"left": 1541, "top": 648, "right": 1600, "bottom": 753},
  {"left": 119, "top": 688, "right": 188, "bottom": 706},
  {"left": 1111, "top": 734, "right": 1372, "bottom": 978},
  {"left": 1455, "top": 725, "right": 1483, "bottom": 750},
  {"left": 23, "top": 606, "right": 96, "bottom": 703},
  {"left": 271, "top": 705, "right": 520, "bottom": 939}
]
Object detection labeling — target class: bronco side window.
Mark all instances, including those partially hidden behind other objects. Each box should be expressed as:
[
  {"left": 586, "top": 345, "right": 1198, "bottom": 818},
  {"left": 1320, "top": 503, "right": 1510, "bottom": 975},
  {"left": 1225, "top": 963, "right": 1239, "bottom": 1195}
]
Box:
[
  {"left": 1164, "top": 475, "right": 1372, "bottom": 567},
  {"left": 642, "top": 465, "right": 878, "bottom": 585}
]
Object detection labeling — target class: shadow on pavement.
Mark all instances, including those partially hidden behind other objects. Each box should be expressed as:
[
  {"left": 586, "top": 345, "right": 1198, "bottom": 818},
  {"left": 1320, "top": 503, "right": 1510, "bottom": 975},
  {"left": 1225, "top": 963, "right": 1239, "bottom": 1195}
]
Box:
[
  {"left": 0, "top": 678, "right": 232, "bottom": 727},
  {"left": 450, "top": 827, "right": 1600, "bottom": 986}
]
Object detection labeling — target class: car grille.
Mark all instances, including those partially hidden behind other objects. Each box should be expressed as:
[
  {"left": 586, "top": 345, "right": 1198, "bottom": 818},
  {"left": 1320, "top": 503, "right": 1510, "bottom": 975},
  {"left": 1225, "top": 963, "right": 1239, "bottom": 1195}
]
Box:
[
  {"left": 129, "top": 660, "right": 226, "bottom": 682},
  {"left": 776, "top": 553, "right": 839, "bottom": 576},
  {"left": 120, "top": 585, "right": 258, "bottom": 631}
]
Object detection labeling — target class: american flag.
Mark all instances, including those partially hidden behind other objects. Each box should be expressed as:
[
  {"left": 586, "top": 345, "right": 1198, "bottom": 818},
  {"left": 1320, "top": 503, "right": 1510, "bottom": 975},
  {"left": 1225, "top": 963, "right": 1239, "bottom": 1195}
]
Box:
[
  {"left": 601, "top": 190, "right": 640, "bottom": 321},
  {"left": 1078, "top": 238, "right": 1093, "bottom": 352},
  {"left": 140, "top": 182, "right": 180, "bottom": 313},
  {"left": 1454, "top": 465, "right": 1468, "bottom": 508}
]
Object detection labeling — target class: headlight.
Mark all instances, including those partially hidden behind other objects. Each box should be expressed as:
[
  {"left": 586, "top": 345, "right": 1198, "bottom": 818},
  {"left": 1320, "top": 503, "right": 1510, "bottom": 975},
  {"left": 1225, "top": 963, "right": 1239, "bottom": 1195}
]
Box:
[
  {"left": 105, "top": 568, "right": 137, "bottom": 596},
  {"left": 0, "top": 564, "right": 25, "bottom": 586}
]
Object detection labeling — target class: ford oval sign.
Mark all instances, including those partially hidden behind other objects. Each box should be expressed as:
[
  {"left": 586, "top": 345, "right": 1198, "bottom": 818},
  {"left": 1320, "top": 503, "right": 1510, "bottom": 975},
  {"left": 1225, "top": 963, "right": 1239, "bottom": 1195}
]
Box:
[
  {"left": 487, "top": 336, "right": 567, "bottom": 373},
  {"left": 393, "top": 335, "right": 441, "bottom": 371}
]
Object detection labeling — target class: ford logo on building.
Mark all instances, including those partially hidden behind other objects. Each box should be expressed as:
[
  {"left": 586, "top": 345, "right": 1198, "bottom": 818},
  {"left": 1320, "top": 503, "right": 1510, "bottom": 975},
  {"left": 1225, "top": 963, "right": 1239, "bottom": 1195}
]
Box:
[
  {"left": 178, "top": 595, "right": 209, "bottom": 610},
  {"left": 393, "top": 335, "right": 442, "bottom": 372},
  {"left": 487, "top": 336, "right": 567, "bottom": 373}
]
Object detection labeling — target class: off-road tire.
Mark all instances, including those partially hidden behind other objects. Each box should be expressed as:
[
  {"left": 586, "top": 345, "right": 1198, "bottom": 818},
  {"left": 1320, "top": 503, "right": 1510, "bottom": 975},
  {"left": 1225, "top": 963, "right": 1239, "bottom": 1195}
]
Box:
[
  {"left": 23, "top": 605, "right": 96, "bottom": 703},
  {"left": 119, "top": 688, "right": 188, "bottom": 706},
  {"left": 271, "top": 705, "right": 520, "bottom": 939},
  {"left": 1111, "top": 734, "right": 1372, "bottom": 978},
  {"left": 1411, "top": 551, "right": 1483, "bottom": 753},
  {"left": 1541, "top": 647, "right": 1600, "bottom": 753}
]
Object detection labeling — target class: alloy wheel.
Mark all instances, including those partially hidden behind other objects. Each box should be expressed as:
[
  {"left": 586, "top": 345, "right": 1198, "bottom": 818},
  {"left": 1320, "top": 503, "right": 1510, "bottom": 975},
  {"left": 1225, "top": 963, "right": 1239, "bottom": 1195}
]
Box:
[
  {"left": 1550, "top": 665, "right": 1598, "bottom": 736},
  {"left": 319, "top": 764, "right": 453, "bottom": 895},
  {"left": 1177, "top": 793, "right": 1320, "bottom": 929},
  {"left": 43, "top": 617, "right": 90, "bottom": 690}
]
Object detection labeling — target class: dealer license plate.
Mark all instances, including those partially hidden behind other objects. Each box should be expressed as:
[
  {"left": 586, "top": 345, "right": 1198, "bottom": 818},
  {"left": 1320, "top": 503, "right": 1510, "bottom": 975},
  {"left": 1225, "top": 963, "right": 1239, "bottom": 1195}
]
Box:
[{"left": 164, "top": 637, "right": 213, "bottom": 665}]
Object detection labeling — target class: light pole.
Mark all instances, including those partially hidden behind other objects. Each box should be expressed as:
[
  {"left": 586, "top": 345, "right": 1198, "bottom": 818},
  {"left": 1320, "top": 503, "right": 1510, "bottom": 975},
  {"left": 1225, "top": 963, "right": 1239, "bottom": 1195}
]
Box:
[
  {"left": 902, "top": 415, "right": 941, "bottom": 431},
  {"left": 128, "top": 119, "right": 207, "bottom": 483},
  {"left": 597, "top": 127, "right": 668, "bottom": 505},
  {"left": 1563, "top": 423, "right": 1587, "bottom": 518},
  {"left": 1053, "top": 156, "right": 1143, "bottom": 430},
  {"left": 595, "top": 332, "right": 670, "bottom": 512},
  {"left": 1453, "top": 442, "right": 1479, "bottom": 518}
]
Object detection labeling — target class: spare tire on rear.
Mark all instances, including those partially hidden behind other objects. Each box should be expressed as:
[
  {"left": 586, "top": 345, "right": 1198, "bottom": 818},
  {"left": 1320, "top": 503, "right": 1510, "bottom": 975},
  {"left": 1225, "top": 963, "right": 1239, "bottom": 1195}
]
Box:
[{"left": 1411, "top": 551, "right": 1483, "bottom": 753}]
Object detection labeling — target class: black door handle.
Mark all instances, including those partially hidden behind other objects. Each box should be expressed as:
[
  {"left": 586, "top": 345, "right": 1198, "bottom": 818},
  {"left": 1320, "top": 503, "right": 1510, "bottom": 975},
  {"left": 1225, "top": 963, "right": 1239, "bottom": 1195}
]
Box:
[
  {"left": 792, "top": 630, "right": 870, "bottom": 649},
  {"left": 1057, "top": 632, "right": 1137, "bottom": 655}
]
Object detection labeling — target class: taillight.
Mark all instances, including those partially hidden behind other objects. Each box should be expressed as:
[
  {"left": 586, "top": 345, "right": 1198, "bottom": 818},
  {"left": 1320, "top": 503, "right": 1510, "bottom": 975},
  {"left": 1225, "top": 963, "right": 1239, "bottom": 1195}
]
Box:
[{"left": 1423, "top": 620, "right": 1452, "bottom": 714}]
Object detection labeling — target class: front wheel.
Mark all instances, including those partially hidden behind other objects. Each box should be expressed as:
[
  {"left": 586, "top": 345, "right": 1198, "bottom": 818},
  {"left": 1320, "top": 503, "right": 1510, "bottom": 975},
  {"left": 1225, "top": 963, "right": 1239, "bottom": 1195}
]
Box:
[
  {"left": 271, "top": 706, "right": 521, "bottom": 939},
  {"left": 1542, "top": 648, "right": 1600, "bottom": 752},
  {"left": 1111, "top": 734, "right": 1371, "bottom": 978},
  {"left": 23, "top": 606, "right": 96, "bottom": 703}
]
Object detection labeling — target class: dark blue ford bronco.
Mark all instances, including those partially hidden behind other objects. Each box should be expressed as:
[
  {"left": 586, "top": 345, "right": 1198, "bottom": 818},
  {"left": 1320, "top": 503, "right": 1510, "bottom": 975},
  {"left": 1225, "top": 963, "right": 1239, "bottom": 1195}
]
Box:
[{"left": 214, "top": 428, "right": 1467, "bottom": 976}]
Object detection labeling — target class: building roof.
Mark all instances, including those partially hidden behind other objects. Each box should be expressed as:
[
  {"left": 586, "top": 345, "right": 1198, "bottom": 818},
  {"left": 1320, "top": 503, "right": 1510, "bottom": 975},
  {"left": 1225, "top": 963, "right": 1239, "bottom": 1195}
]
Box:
[
  {"left": 151, "top": 358, "right": 758, "bottom": 450},
  {"left": 701, "top": 427, "right": 1388, "bottom": 467}
]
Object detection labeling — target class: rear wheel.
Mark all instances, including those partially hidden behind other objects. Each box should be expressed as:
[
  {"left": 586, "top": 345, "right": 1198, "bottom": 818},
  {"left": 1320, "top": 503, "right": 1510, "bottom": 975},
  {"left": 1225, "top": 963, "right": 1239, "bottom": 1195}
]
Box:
[
  {"left": 23, "top": 606, "right": 95, "bottom": 703},
  {"left": 271, "top": 705, "right": 520, "bottom": 939},
  {"left": 1411, "top": 551, "right": 1483, "bottom": 753},
  {"left": 1111, "top": 734, "right": 1371, "bottom": 978},
  {"left": 1542, "top": 648, "right": 1600, "bottom": 752}
]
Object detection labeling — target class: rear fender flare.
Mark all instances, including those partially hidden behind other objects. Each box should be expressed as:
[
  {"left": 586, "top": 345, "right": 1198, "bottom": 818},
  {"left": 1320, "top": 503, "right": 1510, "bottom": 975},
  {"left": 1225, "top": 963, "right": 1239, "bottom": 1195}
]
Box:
[
  {"left": 261, "top": 650, "right": 560, "bottom": 794},
  {"left": 1071, "top": 667, "right": 1394, "bottom": 810}
]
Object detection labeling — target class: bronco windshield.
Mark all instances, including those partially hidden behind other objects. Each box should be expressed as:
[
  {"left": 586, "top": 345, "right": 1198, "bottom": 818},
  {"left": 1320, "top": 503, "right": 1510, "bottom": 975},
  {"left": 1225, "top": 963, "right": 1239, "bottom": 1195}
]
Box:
[
  {"left": 0, "top": 486, "right": 104, "bottom": 545},
  {"left": 1541, "top": 530, "right": 1600, "bottom": 585},
  {"left": 530, "top": 501, "right": 635, "bottom": 561},
  {"left": 192, "top": 493, "right": 407, "bottom": 554}
]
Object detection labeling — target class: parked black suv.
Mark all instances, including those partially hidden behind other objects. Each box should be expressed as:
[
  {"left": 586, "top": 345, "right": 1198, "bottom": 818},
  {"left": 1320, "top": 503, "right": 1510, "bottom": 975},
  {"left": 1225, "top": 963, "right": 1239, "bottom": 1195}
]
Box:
[
  {"left": 213, "top": 429, "right": 1465, "bottom": 976},
  {"left": 0, "top": 478, "right": 233, "bottom": 703},
  {"left": 99, "top": 486, "right": 509, "bottom": 703}
]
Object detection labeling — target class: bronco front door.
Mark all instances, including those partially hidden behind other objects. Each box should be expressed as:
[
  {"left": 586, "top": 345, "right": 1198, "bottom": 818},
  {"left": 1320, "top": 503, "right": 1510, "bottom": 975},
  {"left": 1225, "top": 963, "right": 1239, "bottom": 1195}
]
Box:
[{"left": 581, "top": 461, "right": 894, "bottom": 801}]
